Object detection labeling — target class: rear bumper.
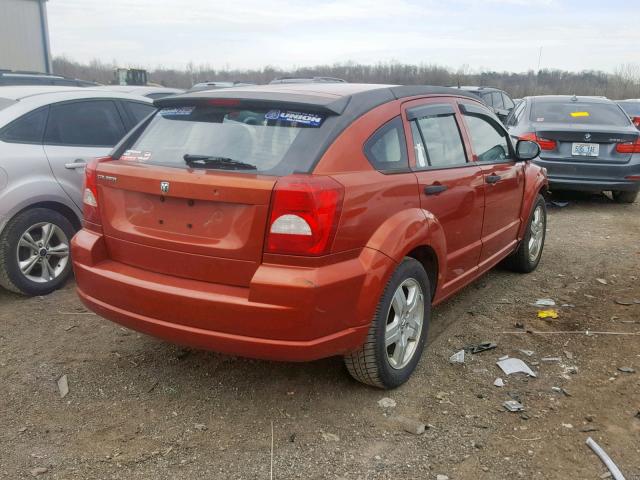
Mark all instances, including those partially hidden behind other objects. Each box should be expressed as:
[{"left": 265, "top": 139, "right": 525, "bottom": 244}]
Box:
[
  {"left": 72, "top": 229, "right": 394, "bottom": 361},
  {"left": 533, "top": 157, "right": 640, "bottom": 192}
]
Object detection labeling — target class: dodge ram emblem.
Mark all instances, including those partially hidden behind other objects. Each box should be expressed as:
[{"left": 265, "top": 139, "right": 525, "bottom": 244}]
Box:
[{"left": 160, "top": 181, "right": 170, "bottom": 193}]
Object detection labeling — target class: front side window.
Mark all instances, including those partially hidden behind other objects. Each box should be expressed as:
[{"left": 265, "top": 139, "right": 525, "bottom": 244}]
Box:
[
  {"left": 412, "top": 114, "right": 467, "bottom": 168},
  {"left": 364, "top": 117, "right": 408, "bottom": 172},
  {"left": 463, "top": 114, "right": 511, "bottom": 163},
  {"left": 45, "top": 100, "right": 126, "bottom": 147},
  {"left": 481, "top": 93, "right": 493, "bottom": 107},
  {"left": 492, "top": 92, "right": 505, "bottom": 109},
  {"left": 0, "top": 107, "right": 48, "bottom": 144}
]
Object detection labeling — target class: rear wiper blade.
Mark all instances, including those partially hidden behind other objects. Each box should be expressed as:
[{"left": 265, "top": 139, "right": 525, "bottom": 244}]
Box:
[{"left": 183, "top": 154, "right": 257, "bottom": 170}]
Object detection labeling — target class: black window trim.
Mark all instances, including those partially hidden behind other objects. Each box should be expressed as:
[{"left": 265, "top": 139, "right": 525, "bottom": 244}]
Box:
[
  {"left": 43, "top": 98, "right": 128, "bottom": 148},
  {"left": 0, "top": 105, "right": 50, "bottom": 145},
  {"left": 458, "top": 100, "right": 517, "bottom": 165},
  {"left": 409, "top": 111, "right": 471, "bottom": 172},
  {"left": 119, "top": 100, "right": 156, "bottom": 129},
  {"left": 363, "top": 116, "right": 411, "bottom": 174}
]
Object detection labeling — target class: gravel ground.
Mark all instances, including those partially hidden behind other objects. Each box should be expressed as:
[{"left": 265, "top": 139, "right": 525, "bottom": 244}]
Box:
[{"left": 1, "top": 193, "right": 639, "bottom": 480}]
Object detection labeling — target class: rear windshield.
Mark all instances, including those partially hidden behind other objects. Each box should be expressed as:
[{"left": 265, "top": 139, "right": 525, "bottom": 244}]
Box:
[
  {"left": 618, "top": 101, "right": 640, "bottom": 117},
  {"left": 531, "top": 100, "right": 630, "bottom": 126},
  {"left": 124, "top": 104, "right": 329, "bottom": 175}
]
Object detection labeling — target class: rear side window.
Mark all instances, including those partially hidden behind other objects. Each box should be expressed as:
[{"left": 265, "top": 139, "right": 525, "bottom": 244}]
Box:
[
  {"left": 412, "top": 114, "right": 467, "bottom": 168},
  {"left": 463, "top": 114, "right": 511, "bottom": 163},
  {"left": 125, "top": 104, "right": 328, "bottom": 175},
  {"left": 0, "top": 107, "right": 48, "bottom": 144},
  {"left": 503, "top": 93, "right": 515, "bottom": 110},
  {"left": 481, "top": 93, "right": 493, "bottom": 107},
  {"left": 364, "top": 117, "right": 409, "bottom": 172},
  {"left": 44, "top": 100, "right": 126, "bottom": 147},
  {"left": 531, "top": 100, "right": 631, "bottom": 126},
  {"left": 123, "top": 101, "right": 156, "bottom": 124},
  {"left": 492, "top": 92, "right": 504, "bottom": 109}
]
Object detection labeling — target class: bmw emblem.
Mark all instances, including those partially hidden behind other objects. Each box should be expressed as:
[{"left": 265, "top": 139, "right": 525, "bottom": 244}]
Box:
[
  {"left": 160, "top": 181, "right": 170, "bottom": 193},
  {"left": 584, "top": 133, "right": 592, "bottom": 141}
]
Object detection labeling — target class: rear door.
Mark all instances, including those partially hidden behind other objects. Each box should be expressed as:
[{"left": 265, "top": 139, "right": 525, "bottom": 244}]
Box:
[
  {"left": 403, "top": 98, "right": 484, "bottom": 294},
  {"left": 459, "top": 101, "right": 524, "bottom": 267},
  {"left": 44, "top": 99, "right": 127, "bottom": 208}
]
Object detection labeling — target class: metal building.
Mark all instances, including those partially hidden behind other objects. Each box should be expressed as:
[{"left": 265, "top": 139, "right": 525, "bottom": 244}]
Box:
[{"left": 0, "top": 0, "right": 52, "bottom": 73}]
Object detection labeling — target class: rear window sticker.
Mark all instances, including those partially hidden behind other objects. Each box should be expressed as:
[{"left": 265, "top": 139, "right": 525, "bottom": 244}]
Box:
[
  {"left": 120, "top": 150, "right": 152, "bottom": 162},
  {"left": 265, "top": 109, "right": 324, "bottom": 127},
  {"left": 159, "top": 106, "right": 195, "bottom": 116},
  {"left": 570, "top": 111, "right": 590, "bottom": 117},
  {"left": 536, "top": 117, "right": 545, "bottom": 122}
]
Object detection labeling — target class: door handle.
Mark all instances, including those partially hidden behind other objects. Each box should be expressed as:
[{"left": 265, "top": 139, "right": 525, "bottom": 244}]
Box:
[
  {"left": 64, "top": 159, "right": 86, "bottom": 169},
  {"left": 424, "top": 184, "right": 448, "bottom": 195},
  {"left": 486, "top": 174, "right": 501, "bottom": 184}
]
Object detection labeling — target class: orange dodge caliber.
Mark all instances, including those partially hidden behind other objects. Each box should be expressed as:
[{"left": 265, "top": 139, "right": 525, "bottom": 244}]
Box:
[{"left": 72, "top": 83, "right": 548, "bottom": 389}]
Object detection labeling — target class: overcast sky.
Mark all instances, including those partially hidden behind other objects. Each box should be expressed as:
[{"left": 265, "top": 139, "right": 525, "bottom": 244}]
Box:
[{"left": 47, "top": 0, "right": 640, "bottom": 73}]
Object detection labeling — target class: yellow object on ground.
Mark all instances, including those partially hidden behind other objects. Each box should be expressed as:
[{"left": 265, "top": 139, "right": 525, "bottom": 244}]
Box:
[{"left": 538, "top": 309, "right": 559, "bottom": 319}]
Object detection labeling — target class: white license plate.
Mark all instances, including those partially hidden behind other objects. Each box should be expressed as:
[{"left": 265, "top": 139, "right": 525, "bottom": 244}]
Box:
[{"left": 571, "top": 142, "right": 599, "bottom": 157}]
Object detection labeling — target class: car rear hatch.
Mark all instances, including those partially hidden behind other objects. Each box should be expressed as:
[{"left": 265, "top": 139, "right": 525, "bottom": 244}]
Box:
[
  {"left": 94, "top": 93, "right": 346, "bottom": 287},
  {"left": 530, "top": 99, "right": 638, "bottom": 164}
]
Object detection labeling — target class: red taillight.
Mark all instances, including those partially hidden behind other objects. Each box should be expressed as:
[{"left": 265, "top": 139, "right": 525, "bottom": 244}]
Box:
[
  {"left": 615, "top": 137, "right": 640, "bottom": 154},
  {"left": 625, "top": 175, "right": 640, "bottom": 181},
  {"left": 519, "top": 132, "right": 557, "bottom": 151},
  {"left": 82, "top": 156, "right": 112, "bottom": 229},
  {"left": 631, "top": 116, "right": 640, "bottom": 129},
  {"left": 207, "top": 98, "right": 241, "bottom": 107},
  {"left": 266, "top": 175, "right": 344, "bottom": 256}
]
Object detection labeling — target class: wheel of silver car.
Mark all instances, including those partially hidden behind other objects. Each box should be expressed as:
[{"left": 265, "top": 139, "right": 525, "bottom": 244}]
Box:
[
  {"left": 17, "top": 222, "right": 70, "bottom": 283},
  {"left": 385, "top": 278, "right": 424, "bottom": 370},
  {"left": 0, "top": 208, "right": 76, "bottom": 296},
  {"left": 344, "top": 257, "right": 431, "bottom": 389}
]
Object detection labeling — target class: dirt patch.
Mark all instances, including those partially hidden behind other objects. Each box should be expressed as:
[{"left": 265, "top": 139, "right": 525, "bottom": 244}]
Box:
[{"left": 1, "top": 193, "right": 639, "bottom": 479}]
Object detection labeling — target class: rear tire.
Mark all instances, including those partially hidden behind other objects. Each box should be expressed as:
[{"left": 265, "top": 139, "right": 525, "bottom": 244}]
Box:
[
  {"left": 0, "top": 208, "right": 75, "bottom": 296},
  {"left": 505, "top": 194, "right": 546, "bottom": 273},
  {"left": 612, "top": 190, "right": 638, "bottom": 204},
  {"left": 344, "top": 257, "right": 430, "bottom": 389}
]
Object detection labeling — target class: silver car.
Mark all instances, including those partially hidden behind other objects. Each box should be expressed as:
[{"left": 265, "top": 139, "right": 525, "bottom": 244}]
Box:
[{"left": 0, "top": 86, "right": 155, "bottom": 295}]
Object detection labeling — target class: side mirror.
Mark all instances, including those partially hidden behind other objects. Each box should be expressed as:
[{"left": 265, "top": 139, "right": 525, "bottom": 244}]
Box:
[{"left": 516, "top": 139, "right": 540, "bottom": 161}]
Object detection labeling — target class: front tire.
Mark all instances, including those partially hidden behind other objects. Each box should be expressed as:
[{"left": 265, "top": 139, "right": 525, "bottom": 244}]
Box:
[
  {"left": 612, "top": 190, "right": 638, "bottom": 204},
  {"left": 0, "top": 208, "right": 75, "bottom": 296},
  {"left": 505, "top": 194, "right": 546, "bottom": 273},
  {"left": 344, "top": 257, "right": 430, "bottom": 389}
]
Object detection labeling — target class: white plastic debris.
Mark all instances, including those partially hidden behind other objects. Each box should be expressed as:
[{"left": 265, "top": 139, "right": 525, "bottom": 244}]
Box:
[
  {"left": 533, "top": 298, "right": 556, "bottom": 307},
  {"left": 57, "top": 374, "right": 69, "bottom": 398},
  {"left": 519, "top": 349, "right": 535, "bottom": 357},
  {"left": 494, "top": 378, "right": 505, "bottom": 387},
  {"left": 496, "top": 357, "right": 537, "bottom": 377},
  {"left": 586, "top": 437, "right": 626, "bottom": 480},
  {"left": 503, "top": 400, "right": 524, "bottom": 412},
  {"left": 378, "top": 397, "right": 396, "bottom": 408},
  {"left": 449, "top": 350, "right": 465, "bottom": 364}
]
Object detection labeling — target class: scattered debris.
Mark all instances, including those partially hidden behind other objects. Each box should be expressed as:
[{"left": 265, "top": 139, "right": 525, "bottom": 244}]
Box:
[
  {"left": 30, "top": 467, "right": 48, "bottom": 476},
  {"left": 378, "top": 397, "right": 396, "bottom": 408},
  {"left": 562, "top": 423, "right": 573, "bottom": 429},
  {"left": 533, "top": 298, "right": 556, "bottom": 307},
  {"left": 393, "top": 416, "right": 426, "bottom": 435},
  {"left": 57, "top": 374, "right": 69, "bottom": 398},
  {"left": 436, "top": 475, "right": 449, "bottom": 480},
  {"left": 449, "top": 350, "right": 465, "bottom": 364},
  {"left": 541, "top": 357, "right": 562, "bottom": 362},
  {"left": 515, "top": 321, "right": 525, "bottom": 329},
  {"left": 494, "top": 378, "right": 505, "bottom": 387},
  {"left": 561, "top": 303, "right": 576, "bottom": 308},
  {"left": 617, "top": 367, "right": 635, "bottom": 374},
  {"left": 538, "top": 309, "right": 559, "bottom": 319},
  {"left": 579, "top": 426, "right": 599, "bottom": 433},
  {"left": 596, "top": 278, "right": 608, "bottom": 285},
  {"left": 497, "top": 357, "right": 537, "bottom": 377},
  {"left": 503, "top": 400, "right": 524, "bottom": 412},
  {"left": 614, "top": 299, "right": 634, "bottom": 306},
  {"left": 18, "top": 426, "right": 27, "bottom": 433},
  {"left": 64, "top": 325, "right": 78, "bottom": 331},
  {"left": 519, "top": 349, "right": 535, "bottom": 357},
  {"left": 321, "top": 432, "right": 340, "bottom": 442},
  {"left": 464, "top": 342, "right": 497, "bottom": 354},
  {"left": 564, "top": 350, "right": 574, "bottom": 360},
  {"left": 194, "top": 424, "right": 207, "bottom": 431},
  {"left": 586, "top": 437, "right": 626, "bottom": 480}
]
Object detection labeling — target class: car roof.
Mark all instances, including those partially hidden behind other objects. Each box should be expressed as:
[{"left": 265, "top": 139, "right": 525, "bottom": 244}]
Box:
[
  {"left": 97, "top": 85, "right": 185, "bottom": 94},
  {"left": 527, "top": 95, "right": 613, "bottom": 104},
  {"left": 0, "top": 86, "right": 154, "bottom": 108},
  {"left": 455, "top": 86, "right": 500, "bottom": 93},
  {"left": 157, "top": 83, "right": 481, "bottom": 115}
]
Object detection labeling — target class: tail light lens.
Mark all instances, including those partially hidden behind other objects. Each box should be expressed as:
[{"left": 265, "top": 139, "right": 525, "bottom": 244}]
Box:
[
  {"left": 266, "top": 175, "right": 344, "bottom": 256},
  {"left": 83, "top": 156, "right": 112, "bottom": 229},
  {"left": 631, "top": 116, "right": 640, "bottom": 129},
  {"left": 519, "top": 132, "right": 557, "bottom": 151},
  {"left": 615, "top": 137, "right": 640, "bottom": 154}
]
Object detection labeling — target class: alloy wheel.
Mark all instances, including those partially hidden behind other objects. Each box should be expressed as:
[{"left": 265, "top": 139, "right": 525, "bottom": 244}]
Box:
[
  {"left": 384, "top": 278, "right": 424, "bottom": 370},
  {"left": 528, "top": 205, "right": 545, "bottom": 263},
  {"left": 16, "top": 222, "right": 70, "bottom": 284}
]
